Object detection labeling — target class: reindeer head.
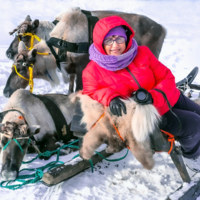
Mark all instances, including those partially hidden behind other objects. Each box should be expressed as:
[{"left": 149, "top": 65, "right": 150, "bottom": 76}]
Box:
[
  {"left": 0, "top": 120, "right": 40, "bottom": 181},
  {"left": 6, "top": 15, "right": 40, "bottom": 60},
  {"left": 3, "top": 42, "right": 37, "bottom": 98}
]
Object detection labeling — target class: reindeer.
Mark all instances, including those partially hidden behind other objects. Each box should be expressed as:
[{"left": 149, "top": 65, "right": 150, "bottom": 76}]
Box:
[
  {"left": 0, "top": 89, "right": 77, "bottom": 181},
  {"left": 4, "top": 7, "right": 166, "bottom": 97},
  {"left": 5, "top": 14, "right": 77, "bottom": 95},
  {"left": 6, "top": 15, "right": 55, "bottom": 60},
  {"left": 74, "top": 93, "right": 161, "bottom": 170}
]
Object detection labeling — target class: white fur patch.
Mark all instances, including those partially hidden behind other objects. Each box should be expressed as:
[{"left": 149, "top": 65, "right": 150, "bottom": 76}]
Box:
[{"left": 131, "top": 103, "right": 161, "bottom": 143}]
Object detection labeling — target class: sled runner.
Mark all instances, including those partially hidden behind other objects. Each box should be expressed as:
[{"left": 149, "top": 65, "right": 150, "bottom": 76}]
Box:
[{"left": 176, "top": 66, "right": 200, "bottom": 98}]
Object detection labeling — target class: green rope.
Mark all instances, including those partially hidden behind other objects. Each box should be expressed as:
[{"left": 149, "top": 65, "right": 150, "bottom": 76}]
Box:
[
  {"left": 95, "top": 148, "right": 129, "bottom": 162},
  {"left": 0, "top": 139, "right": 129, "bottom": 190},
  {"left": 3, "top": 140, "right": 12, "bottom": 151},
  {"left": 13, "top": 139, "right": 24, "bottom": 153},
  {"left": 0, "top": 139, "right": 79, "bottom": 190},
  {"left": 3, "top": 138, "right": 31, "bottom": 154}
]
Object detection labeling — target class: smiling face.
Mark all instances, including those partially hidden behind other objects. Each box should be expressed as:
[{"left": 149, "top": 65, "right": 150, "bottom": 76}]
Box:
[{"left": 103, "top": 35, "right": 126, "bottom": 56}]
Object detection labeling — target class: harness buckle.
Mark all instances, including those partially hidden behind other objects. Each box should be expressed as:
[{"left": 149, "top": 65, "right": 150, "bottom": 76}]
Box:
[
  {"left": 61, "top": 41, "right": 67, "bottom": 48},
  {"left": 57, "top": 40, "right": 62, "bottom": 46}
]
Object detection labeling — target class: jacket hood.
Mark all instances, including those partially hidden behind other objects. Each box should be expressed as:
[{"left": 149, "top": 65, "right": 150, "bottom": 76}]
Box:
[{"left": 92, "top": 16, "right": 135, "bottom": 55}]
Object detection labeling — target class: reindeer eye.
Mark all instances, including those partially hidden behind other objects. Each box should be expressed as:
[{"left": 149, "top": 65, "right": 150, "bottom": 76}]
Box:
[{"left": 22, "top": 62, "right": 26, "bottom": 66}]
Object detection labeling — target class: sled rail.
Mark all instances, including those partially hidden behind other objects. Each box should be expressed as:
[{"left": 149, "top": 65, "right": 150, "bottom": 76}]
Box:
[{"left": 42, "top": 149, "right": 112, "bottom": 186}]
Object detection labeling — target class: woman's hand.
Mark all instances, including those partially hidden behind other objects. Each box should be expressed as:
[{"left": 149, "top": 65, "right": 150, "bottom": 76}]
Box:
[{"left": 109, "top": 97, "right": 127, "bottom": 117}]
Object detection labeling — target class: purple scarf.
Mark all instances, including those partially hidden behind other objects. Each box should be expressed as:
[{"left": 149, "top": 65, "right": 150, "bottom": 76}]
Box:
[{"left": 89, "top": 39, "right": 138, "bottom": 71}]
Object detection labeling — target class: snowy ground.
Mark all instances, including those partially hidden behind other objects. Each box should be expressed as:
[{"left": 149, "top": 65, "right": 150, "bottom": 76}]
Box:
[{"left": 0, "top": 0, "right": 200, "bottom": 199}]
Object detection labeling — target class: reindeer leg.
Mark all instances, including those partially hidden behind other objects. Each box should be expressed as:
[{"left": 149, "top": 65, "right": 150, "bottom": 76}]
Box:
[
  {"left": 80, "top": 123, "right": 107, "bottom": 160},
  {"left": 68, "top": 74, "right": 76, "bottom": 94},
  {"left": 127, "top": 134, "right": 154, "bottom": 170}
]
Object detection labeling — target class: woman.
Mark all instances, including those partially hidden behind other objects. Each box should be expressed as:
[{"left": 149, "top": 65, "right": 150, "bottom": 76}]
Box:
[{"left": 82, "top": 16, "right": 200, "bottom": 172}]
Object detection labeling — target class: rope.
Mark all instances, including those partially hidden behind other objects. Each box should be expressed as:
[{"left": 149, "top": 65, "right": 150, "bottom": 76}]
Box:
[
  {"left": 28, "top": 66, "right": 34, "bottom": 93},
  {"left": 91, "top": 112, "right": 130, "bottom": 149},
  {"left": 36, "top": 52, "right": 49, "bottom": 55},
  {"left": 3, "top": 139, "right": 31, "bottom": 154},
  {"left": 0, "top": 139, "right": 129, "bottom": 190},
  {"left": 161, "top": 130, "right": 175, "bottom": 154},
  {"left": 18, "top": 33, "right": 49, "bottom": 55},
  {"left": 13, "top": 64, "right": 34, "bottom": 93},
  {"left": 21, "top": 33, "right": 41, "bottom": 50},
  {"left": 13, "top": 65, "right": 29, "bottom": 81}
]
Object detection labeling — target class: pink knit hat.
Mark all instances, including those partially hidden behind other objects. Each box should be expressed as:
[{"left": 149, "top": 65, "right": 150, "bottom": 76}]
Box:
[{"left": 104, "top": 26, "right": 127, "bottom": 41}]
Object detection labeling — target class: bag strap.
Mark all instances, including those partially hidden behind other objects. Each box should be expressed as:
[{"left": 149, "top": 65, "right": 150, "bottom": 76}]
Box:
[
  {"left": 126, "top": 67, "right": 182, "bottom": 134},
  {"left": 126, "top": 67, "right": 141, "bottom": 89}
]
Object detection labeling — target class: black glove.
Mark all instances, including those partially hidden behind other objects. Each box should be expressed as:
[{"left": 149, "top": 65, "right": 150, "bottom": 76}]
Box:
[
  {"left": 109, "top": 97, "right": 127, "bottom": 117},
  {"left": 132, "top": 88, "right": 153, "bottom": 105}
]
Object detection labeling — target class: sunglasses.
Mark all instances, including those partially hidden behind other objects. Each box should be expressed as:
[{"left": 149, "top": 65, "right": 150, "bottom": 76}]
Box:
[{"left": 103, "top": 36, "right": 126, "bottom": 46}]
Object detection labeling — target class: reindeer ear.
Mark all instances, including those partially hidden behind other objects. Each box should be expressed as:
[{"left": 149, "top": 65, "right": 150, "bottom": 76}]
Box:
[
  {"left": 18, "top": 41, "right": 27, "bottom": 53},
  {"left": 27, "top": 125, "right": 40, "bottom": 136},
  {"left": 28, "top": 48, "right": 37, "bottom": 58},
  {"left": 25, "top": 15, "right": 32, "bottom": 22},
  {"left": 31, "top": 20, "right": 39, "bottom": 30}
]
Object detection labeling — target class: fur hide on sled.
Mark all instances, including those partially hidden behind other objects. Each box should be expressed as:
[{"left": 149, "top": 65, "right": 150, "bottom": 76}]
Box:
[{"left": 74, "top": 92, "right": 161, "bottom": 170}]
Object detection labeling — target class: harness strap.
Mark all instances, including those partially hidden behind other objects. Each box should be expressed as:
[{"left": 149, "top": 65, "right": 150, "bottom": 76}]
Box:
[
  {"left": 18, "top": 33, "right": 41, "bottom": 50},
  {"left": 29, "top": 66, "right": 34, "bottom": 93},
  {"left": 21, "top": 33, "right": 41, "bottom": 50},
  {"left": 92, "top": 113, "right": 105, "bottom": 128},
  {"left": 31, "top": 94, "right": 71, "bottom": 142},
  {"left": 13, "top": 64, "right": 34, "bottom": 93},
  {"left": 36, "top": 52, "right": 49, "bottom": 55},
  {"left": 46, "top": 39, "right": 61, "bottom": 70},
  {"left": 161, "top": 130, "right": 175, "bottom": 154},
  {"left": 18, "top": 33, "right": 49, "bottom": 55},
  {"left": 47, "top": 37, "right": 90, "bottom": 53},
  {"left": 46, "top": 10, "right": 99, "bottom": 70},
  {"left": 13, "top": 65, "right": 28, "bottom": 81},
  {"left": 91, "top": 112, "right": 130, "bottom": 150},
  {"left": 81, "top": 10, "right": 99, "bottom": 46}
]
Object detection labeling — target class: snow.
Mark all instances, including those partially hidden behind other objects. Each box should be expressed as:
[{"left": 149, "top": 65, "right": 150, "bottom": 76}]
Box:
[{"left": 0, "top": 0, "right": 200, "bottom": 199}]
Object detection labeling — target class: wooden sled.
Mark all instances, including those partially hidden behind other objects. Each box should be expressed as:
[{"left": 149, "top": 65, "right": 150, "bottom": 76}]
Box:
[{"left": 43, "top": 67, "right": 200, "bottom": 200}]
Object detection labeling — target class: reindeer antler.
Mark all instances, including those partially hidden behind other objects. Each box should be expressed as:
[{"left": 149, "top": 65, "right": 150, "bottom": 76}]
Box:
[{"left": 9, "top": 28, "right": 18, "bottom": 35}]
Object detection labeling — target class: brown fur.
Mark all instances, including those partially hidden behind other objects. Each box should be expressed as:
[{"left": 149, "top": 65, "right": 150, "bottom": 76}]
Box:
[{"left": 77, "top": 93, "right": 160, "bottom": 170}]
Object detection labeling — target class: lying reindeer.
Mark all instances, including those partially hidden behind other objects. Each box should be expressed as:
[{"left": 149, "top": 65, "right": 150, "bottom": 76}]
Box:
[
  {"left": 75, "top": 93, "right": 161, "bottom": 170},
  {"left": 0, "top": 89, "right": 77, "bottom": 181}
]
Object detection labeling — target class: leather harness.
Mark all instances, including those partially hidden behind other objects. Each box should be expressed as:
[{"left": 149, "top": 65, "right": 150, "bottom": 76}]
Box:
[{"left": 46, "top": 10, "right": 99, "bottom": 70}]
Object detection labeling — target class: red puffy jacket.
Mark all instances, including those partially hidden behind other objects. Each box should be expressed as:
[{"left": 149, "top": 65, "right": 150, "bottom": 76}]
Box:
[{"left": 82, "top": 16, "right": 180, "bottom": 116}]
